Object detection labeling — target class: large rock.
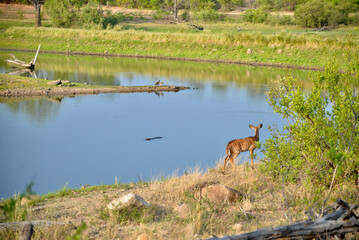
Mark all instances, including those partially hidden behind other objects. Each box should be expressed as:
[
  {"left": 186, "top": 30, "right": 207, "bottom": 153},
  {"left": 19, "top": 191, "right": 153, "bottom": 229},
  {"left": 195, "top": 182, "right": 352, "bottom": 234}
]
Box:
[
  {"left": 201, "top": 184, "right": 243, "bottom": 203},
  {"left": 107, "top": 193, "right": 150, "bottom": 210}
]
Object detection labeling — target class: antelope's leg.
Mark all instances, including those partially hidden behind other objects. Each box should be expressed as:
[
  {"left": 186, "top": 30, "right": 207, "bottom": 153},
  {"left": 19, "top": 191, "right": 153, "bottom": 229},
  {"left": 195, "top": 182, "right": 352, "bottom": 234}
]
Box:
[
  {"left": 223, "top": 156, "right": 229, "bottom": 172},
  {"left": 230, "top": 152, "right": 239, "bottom": 170}
]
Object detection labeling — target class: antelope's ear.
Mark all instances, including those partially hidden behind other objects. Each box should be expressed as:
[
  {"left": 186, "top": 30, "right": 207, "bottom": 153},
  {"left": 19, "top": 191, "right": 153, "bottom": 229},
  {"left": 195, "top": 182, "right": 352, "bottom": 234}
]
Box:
[
  {"left": 259, "top": 124, "right": 263, "bottom": 128},
  {"left": 249, "top": 124, "right": 254, "bottom": 129}
]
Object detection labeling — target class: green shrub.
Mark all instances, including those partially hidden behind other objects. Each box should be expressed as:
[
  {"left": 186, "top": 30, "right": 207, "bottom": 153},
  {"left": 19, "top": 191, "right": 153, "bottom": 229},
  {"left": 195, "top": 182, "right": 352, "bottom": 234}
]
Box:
[
  {"left": 45, "top": 0, "right": 78, "bottom": 28},
  {"left": 294, "top": 0, "right": 353, "bottom": 27},
  {"left": 79, "top": 0, "right": 104, "bottom": 29},
  {"left": 263, "top": 52, "right": 359, "bottom": 188},
  {"left": 267, "top": 13, "right": 295, "bottom": 26},
  {"left": 349, "top": 12, "right": 359, "bottom": 25},
  {"left": 194, "top": 9, "right": 221, "bottom": 21},
  {"left": 241, "top": 7, "right": 269, "bottom": 23}
]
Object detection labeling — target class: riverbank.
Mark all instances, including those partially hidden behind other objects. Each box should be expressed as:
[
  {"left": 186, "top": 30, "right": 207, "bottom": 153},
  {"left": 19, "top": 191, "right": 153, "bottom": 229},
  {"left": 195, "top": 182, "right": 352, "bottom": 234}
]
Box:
[
  {"left": 1, "top": 164, "right": 358, "bottom": 239},
  {"left": 0, "top": 73, "right": 189, "bottom": 98},
  {"left": 1, "top": 25, "right": 358, "bottom": 70}
]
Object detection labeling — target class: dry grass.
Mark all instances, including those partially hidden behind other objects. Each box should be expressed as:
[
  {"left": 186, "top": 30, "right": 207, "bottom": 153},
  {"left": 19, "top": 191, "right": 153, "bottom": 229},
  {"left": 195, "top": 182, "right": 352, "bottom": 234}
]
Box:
[{"left": 2, "top": 160, "right": 357, "bottom": 239}]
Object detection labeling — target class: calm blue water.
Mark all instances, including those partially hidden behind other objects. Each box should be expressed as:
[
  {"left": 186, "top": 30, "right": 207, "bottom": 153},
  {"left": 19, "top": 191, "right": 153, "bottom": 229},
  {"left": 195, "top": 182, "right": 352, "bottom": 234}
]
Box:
[{"left": 0, "top": 52, "right": 310, "bottom": 198}]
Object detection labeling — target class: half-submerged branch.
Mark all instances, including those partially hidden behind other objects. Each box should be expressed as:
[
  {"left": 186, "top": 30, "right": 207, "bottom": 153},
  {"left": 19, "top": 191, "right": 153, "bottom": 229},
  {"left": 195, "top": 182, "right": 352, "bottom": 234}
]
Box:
[{"left": 6, "top": 45, "right": 41, "bottom": 70}]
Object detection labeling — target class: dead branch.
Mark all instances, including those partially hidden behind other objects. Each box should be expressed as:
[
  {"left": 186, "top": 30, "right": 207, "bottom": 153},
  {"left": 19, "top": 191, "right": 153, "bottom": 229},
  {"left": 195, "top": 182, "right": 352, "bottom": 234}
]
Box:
[
  {"left": 5, "top": 45, "right": 41, "bottom": 70},
  {"left": 204, "top": 198, "right": 359, "bottom": 240}
]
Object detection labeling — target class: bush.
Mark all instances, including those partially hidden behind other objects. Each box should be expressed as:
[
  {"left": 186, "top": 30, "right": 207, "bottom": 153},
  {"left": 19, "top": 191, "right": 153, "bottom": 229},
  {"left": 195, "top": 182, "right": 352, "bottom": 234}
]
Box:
[
  {"left": 267, "top": 13, "right": 295, "bottom": 26},
  {"left": 79, "top": 0, "right": 104, "bottom": 29},
  {"left": 294, "top": 0, "right": 353, "bottom": 27},
  {"left": 45, "top": 0, "right": 78, "bottom": 28},
  {"left": 241, "top": 7, "right": 269, "bottom": 23},
  {"left": 263, "top": 52, "right": 359, "bottom": 188},
  {"left": 194, "top": 9, "right": 221, "bottom": 21}
]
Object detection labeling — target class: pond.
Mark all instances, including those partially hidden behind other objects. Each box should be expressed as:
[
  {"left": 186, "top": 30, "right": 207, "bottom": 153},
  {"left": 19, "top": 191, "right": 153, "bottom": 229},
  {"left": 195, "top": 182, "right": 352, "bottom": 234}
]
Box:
[{"left": 0, "top": 51, "right": 311, "bottom": 198}]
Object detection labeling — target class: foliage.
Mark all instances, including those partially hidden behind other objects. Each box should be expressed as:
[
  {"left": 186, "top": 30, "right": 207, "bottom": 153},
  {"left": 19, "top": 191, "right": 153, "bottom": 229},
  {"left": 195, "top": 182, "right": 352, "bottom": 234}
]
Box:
[
  {"left": 0, "top": 182, "right": 36, "bottom": 223},
  {"left": 193, "top": 9, "right": 221, "bottom": 21},
  {"left": 44, "top": 0, "right": 78, "bottom": 28},
  {"left": 79, "top": 0, "right": 104, "bottom": 29},
  {"left": 294, "top": 0, "right": 354, "bottom": 27},
  {"left": 241, "top": 7, "right": 270, "bottom": 23},
  {"left": 267, "top": 13, "right": 295, "bottom": 25},
  {"left": 218, "top": 0, "right": 245, "bottom": 11},
  {"left": 263, "top": 52, "right": 359, "bottom": 188}
]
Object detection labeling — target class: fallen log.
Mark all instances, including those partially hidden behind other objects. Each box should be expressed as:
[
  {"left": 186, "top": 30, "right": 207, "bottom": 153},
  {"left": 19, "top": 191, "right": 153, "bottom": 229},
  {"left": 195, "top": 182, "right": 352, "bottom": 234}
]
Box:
[
  {"left": 0, "top": 220, "right": 66, "bottom": 231},
  {"left": 5, "top": 45, "right": 41, "bottom": 70},
  {"left": 205, "top": 198, "right": 359, "bottom": 240}
]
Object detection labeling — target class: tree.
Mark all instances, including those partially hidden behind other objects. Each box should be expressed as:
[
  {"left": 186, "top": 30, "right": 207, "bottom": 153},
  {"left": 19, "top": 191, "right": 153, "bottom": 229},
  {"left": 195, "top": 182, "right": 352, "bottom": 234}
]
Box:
[
  {"left": 263, "top": 52, "right": 359, "bottom": 188},
  {"left": 29, "top": 0, "right": 44, "bottom": 27}
]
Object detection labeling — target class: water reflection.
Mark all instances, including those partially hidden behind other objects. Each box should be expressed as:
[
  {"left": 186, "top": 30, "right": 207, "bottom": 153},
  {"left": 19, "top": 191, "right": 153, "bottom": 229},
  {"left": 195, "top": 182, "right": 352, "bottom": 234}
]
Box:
[
  {"left": 7, "top": 68, "right": 37, "bottom": 78},
  {"left": 0, "top": 51, "right": 313, "bottom": 198},
  {"left": 1, "top": 97, "right": 62, "bottom": 125}
]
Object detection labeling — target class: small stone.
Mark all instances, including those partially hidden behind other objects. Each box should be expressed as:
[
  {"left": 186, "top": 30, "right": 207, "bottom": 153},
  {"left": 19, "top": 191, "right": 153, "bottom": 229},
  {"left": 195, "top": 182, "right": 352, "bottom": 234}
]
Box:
[
  {"left": 107, "top": 193, "right": 150, "bottom": 210},
  {"left": 277, "top": 49, "right": 283, "bottom": 54},
  {"left": 47, "top": 80, "right": 61, "bottom": 85},
  {"left": 137, "top": 233, "right": 149, "bottom": 240},
  {"left": 247, "top": 48, "right": 252, "bottom": 54}
]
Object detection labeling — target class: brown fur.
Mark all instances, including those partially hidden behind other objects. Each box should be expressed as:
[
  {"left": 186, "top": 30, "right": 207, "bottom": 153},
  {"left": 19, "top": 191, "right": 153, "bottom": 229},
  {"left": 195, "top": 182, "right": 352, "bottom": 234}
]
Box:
[{"left": 223, "top": 124, "right": 263, "bottom": 172}]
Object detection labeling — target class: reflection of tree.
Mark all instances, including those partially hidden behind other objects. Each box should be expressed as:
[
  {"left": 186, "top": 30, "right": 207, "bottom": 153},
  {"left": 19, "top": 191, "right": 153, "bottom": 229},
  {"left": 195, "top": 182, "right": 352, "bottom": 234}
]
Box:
[{"left": 3, "top": 97, "right": 62, "bottom": 125}]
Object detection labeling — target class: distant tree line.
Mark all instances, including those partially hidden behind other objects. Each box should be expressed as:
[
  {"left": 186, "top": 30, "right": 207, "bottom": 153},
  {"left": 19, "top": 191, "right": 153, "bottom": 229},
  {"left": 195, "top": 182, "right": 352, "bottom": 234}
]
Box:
[{"left": 1, "top": 0, "right": 358, "bottom": 27}]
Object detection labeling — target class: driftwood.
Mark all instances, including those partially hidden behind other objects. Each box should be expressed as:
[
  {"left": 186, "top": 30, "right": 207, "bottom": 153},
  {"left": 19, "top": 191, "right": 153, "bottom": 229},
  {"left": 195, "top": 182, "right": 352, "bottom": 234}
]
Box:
[
  {"left": 0, "top": 220, "right": 67, "bottom": 240},
  {"left": 6, "top": 45, "right": 41, "bottom": 70},
  {"left": 205, "top": 198, "right": 359, "bottom": 240},
  {"left": 190, "top": 24, "right": 204, "bottom": 31},
  {"left": 19, "top": 223, "right": 34, "bottom": 240},
  {"left": 0, "top": 220, "right": 66, "bottom": 231}
]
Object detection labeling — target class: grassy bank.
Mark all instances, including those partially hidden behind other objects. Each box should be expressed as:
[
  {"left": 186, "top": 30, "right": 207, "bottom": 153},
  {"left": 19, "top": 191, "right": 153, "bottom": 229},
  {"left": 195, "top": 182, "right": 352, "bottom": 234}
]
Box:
[
  {"left": 0, "top": 24, "right": 358, "bottom": 69},
  {"left": 1, "top": 163, "right": 358, "bottom": 239}
]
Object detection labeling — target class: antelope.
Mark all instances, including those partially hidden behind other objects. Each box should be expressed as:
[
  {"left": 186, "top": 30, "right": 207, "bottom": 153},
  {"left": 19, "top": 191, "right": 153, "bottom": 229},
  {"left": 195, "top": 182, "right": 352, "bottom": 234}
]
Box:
[{"left": 223, "top": 124, "right": 263, "bottom": 172}]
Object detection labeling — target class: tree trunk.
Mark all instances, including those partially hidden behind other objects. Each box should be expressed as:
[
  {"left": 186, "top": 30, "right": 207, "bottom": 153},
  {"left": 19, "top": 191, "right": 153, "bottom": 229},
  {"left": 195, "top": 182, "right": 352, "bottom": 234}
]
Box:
[
  {"left": 174, "top": 0, "right": 178, "bottom": 22},
  {"left": 35, "top": 3, "right": 41, "bottom": 27}
]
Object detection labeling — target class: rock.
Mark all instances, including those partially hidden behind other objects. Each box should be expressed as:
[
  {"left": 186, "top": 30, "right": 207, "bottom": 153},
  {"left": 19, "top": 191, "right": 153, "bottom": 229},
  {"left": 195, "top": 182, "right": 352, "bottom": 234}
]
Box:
[
  {"left": 107, "top": 193, "right": 150, "bottom": 210},
  {"left": 201, "top": 184, "right": 243, "bottom": 203},
  {"left": 47, "top": 79, "right": 61, "bottom": 85},
  {"left": 246, "top": 48, "right": 252, "bottom": 54},
  {"left": 62, "top": 80, "right": 70, "bottom": 84},
  {"left": 104, "top": 50, "right": 109, "bottom": 53},
  {"left": 137, "top": 233, "right": 149, "bottom": 240},
  {"left": 277, "top": 49, "right": 283, "bottom": 54}
]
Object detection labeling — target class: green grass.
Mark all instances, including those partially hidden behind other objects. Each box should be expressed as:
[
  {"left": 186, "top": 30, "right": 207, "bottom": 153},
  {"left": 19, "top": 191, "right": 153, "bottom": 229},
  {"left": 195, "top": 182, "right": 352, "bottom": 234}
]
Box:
[
  {"left": 0, "top": 23, "right": 358, "bottom": 69},
  {"left": 0, "top": 73, "right": 102, "bottom": 91}
]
